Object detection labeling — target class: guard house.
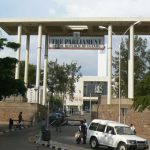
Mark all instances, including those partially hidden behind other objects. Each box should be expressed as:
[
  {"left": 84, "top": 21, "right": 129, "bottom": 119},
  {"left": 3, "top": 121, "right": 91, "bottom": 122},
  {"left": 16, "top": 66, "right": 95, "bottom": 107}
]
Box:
[{"left": 0, "top": 17, "right": 149, "bottom": 105}]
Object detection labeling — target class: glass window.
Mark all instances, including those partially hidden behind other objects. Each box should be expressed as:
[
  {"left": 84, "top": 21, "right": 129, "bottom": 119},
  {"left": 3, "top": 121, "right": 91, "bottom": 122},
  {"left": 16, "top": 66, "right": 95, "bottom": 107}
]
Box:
[
  {"left": 97, "top": 124, "right": 106, "bottom": 132},
  {"left": 89, "top": 123, "right": 99, "bottom": 131},
  {"left": 106, "top": 126, "right": 115, "bottom": 135},
  {"left": 115, "top": 126, "right": 133, "bottom": 135}
]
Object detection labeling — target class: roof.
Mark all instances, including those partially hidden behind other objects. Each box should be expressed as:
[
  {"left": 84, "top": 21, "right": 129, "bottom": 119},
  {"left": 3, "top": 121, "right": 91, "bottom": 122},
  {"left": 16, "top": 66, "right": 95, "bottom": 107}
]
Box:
[
  {"left": 91, "top": 119, "right": 128, "bottom": 127},
  {"left": 0, "top": 17, "right": 150, "bottom": 35}
]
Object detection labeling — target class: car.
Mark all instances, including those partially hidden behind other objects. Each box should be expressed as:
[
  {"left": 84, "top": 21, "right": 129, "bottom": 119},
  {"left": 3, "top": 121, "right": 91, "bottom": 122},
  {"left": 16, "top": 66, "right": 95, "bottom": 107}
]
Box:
[
  {"left": 49, "top": 111, "right": 66, "bottom": 126},
  {"left": 87, "top": 119, "right": 149, "bottom": 150}
]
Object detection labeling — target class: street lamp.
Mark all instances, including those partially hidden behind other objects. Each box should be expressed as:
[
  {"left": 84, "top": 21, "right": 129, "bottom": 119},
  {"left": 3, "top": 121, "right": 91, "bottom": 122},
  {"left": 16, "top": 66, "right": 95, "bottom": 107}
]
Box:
[
  {"left": 95, "top": 84, "right": 103, "bottom": 119},
  {"left": 34, "top": 86, "right": 38, "bottom": 103},
  {"left": 118, "top": 21, "right": 141, "bottom": 122},
  {"left": 99, "top": 21, "right": 141, "bottom": 122}
]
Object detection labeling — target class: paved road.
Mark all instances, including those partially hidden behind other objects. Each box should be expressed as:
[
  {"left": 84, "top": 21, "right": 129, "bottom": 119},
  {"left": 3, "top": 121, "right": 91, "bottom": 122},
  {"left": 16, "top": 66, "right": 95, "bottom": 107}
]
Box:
[
  {"left": 0, "top": 125, "right": 108, "bottom": 150},
  {"left": 0, "top": 112, "right": 149, "bottom": 150},
  {"left": 0, "top": 125, "right": 150, "bottom": 150},
  {"left": 0, "top": 128, "right": 39, "bottom": 150}
]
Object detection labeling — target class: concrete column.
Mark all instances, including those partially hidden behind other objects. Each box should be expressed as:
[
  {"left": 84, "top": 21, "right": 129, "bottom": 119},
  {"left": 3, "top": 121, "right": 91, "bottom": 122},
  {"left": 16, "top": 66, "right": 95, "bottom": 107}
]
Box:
[
  {"left": 24, "top": 35, "right": 30, "bottom": 87},
  {"left": 107, "top": 25, "right": 112, "bottom": 104},
  {"left": 15, "top": 25, "right": 22, "bottom": 79},
  {"left": 128, "top": 25, "right": 134, "bottom": 99},
  {"left": 42, "top": 35, "right": 48, "bottom": 105},
  {"left": 35, "top": 25, "right": 42, "bottom": 103}
]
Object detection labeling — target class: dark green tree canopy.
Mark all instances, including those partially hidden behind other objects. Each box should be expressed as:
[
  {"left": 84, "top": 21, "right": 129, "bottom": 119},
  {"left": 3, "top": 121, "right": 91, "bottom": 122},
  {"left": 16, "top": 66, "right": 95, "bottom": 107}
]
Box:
[
  {"left": 113, "top": 36, "right": 150, "bottom": 111},
  {"left": 0, "top": 37, "right": 26, "bottom": 100},
  {"left": 0, "top": 38, "right": 20, "bottom": 50}
]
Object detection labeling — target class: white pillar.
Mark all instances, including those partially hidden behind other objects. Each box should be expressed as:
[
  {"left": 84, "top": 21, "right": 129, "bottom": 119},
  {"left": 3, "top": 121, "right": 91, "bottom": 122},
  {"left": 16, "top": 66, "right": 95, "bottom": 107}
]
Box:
[
  {"left": 107, "top": 25, "right": 112, "bottom": 104},
  {"left": 128, "top": 25, "right": 134, "bottom": 99},
  {"left": 24, "top": 35, "right": 30, "bottom": 87},
  {"left": 35, "top": 25, "right": 42, "bottom": 104},
  {"left": 15, "top": 25, "right": 22, "bottom": 79},
  {"left": 42, "top": 35, "right": 48, "bottom": 105}
]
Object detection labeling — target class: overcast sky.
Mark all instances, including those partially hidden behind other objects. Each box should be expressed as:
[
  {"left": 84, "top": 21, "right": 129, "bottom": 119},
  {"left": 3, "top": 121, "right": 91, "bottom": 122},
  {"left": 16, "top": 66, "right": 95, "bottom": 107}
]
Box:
[{"left": 0, "top": 0, "right": 150, "bottom": 75}]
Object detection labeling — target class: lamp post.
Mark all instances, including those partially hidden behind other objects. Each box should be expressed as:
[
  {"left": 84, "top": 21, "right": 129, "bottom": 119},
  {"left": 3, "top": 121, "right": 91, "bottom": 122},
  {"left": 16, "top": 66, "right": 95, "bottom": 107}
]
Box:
[
  {"left": 118, "top": 21, "right": 141, "bottom": 122},
  {"left": 34, "top": 86, "right": 38, "bottom": 103},
  {"left": 95, "top": 84, "right": 103, "bottom": 119},
  {"left": 99, "top": 21, "right": 141, "bottom": 122}
]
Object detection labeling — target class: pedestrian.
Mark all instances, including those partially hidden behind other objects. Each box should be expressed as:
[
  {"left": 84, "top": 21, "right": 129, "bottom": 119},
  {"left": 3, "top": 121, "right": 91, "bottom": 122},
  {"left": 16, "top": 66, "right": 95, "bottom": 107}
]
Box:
[
  {"left": 84, "top": 119, "right": 88, "bottom": 129},
  {"left": 80, "top": 120, "right": 87, "bottom": 144},
  {"left": 18, "top": 112, "right": 23, "bottom": 129},
  {"left": 9, "top": 118, "right": 13, "bottom": 131},
  {"left": 130, "top": 124, "right": 136, "bottom": 134},
  {"left": 55, "top": 114, "right": 62, "bottom": 133},
  {"left": 75, "top": 128, "right": 81, "bottom": 144}
]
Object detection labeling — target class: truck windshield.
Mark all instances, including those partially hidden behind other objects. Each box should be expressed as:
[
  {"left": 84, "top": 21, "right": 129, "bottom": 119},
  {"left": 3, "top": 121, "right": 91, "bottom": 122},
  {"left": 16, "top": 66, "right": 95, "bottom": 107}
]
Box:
[{"left": 115, "top": 126, "right": 134, "bottom": 135}]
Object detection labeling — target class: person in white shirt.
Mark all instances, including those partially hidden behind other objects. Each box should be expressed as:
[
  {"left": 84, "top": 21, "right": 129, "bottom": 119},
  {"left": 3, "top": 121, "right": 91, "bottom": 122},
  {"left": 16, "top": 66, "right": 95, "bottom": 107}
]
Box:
[
  {"left": 130, "top": 124, "right": 136, "bottom": 134},
  {"left": 84, "top": 119, "right": 88, "bottom": 129}
]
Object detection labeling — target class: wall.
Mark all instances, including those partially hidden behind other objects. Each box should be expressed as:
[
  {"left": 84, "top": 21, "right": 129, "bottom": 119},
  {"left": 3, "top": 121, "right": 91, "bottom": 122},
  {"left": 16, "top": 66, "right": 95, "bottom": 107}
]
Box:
[
  {"left": 92, "top": 103, "right": 150, "bottom": 141},
  {"left": 0, "top": 102, "right": 47, "bottom": 125}
]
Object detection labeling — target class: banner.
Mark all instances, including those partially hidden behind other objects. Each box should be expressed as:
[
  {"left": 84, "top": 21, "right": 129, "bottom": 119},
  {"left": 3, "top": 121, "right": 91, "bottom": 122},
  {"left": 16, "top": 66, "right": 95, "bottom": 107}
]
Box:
[{"left": 49, "top": 36, "right": 104, "bottom": 50}]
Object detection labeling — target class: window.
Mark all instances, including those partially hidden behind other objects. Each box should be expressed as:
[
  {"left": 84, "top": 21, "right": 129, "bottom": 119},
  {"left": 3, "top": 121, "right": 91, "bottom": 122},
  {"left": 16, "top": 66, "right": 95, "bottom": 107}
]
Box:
[
  {"left": 106, "top": 126, "right": 115, "bottom": 135},
  {"left": 89, "top": 123, "right": 99, "bottom": 131},
  {"left": 97, "top": 124, "right": 106, "bottom": 132},
  {"left": 115, "top": 126, "right": 133, "bottom": 135}
]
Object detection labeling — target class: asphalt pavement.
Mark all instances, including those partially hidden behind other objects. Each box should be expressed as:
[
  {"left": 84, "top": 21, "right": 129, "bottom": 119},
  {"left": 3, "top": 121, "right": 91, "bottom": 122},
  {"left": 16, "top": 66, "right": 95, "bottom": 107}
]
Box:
[{"left": 0, "top": 112, "right": 149, "bottom": 150}]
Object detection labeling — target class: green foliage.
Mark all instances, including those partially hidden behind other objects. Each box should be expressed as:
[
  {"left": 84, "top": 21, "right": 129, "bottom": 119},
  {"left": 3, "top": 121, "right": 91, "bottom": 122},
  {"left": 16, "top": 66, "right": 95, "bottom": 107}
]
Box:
[
  {"left": 113, "top": 36, "right": 150, "bottom": 111},
  {"left": 49, "top": 96, "right": 62, "bottom": 111},
  {"left": 0, "top": 38, "right": 20, "bottom": 50},
  {"left": 0, "top": 57, "right": 27, "bottom": 100},
  {"left": 47, "top": 60, "right": 82, "bottom": 109},
  {"left": 0, "top": 37, "right": 26, "bottom": 100},
  {"left": 6, "top": 42, "right": 20, "bottom": 51},
  {"left": 19, "top": 61, "right": 36, "bottom": 88},
  {"left": 133, "top": 95, "right": 150, "bottom": 111},
  {"left": 0, "top": 38, "right": 7, "bottom": 49}
]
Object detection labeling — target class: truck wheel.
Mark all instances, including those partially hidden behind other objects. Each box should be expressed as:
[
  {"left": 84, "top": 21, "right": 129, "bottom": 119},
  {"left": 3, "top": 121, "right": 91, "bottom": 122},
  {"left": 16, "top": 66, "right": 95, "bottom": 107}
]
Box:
[
  {"left": 90, "top": 137, "right": 98, "bottom": 149},
  {"left": 117, "top": 143, "right": 127, "bottom": 150}
]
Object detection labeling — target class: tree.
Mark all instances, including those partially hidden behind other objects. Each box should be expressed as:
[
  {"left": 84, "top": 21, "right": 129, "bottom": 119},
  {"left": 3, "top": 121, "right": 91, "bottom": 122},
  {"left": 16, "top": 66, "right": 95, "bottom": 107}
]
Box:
[
  {"left": 19, "top": 61, "right": 36, "bottom": 88},
  {"left": 133, "top": 71, "right": 150, "bottom": 111},
  {"left": 113, "top": 36, "right": 150, "bottom": 111},
  {"left": 47, "top": 60, "right": 81, "bottom": 110},
  {"left": 0, "top": 38, "right": 20, "bottom": 50},
  {"left": 0, "top": 37, "right": 26, "bottom": 100}
]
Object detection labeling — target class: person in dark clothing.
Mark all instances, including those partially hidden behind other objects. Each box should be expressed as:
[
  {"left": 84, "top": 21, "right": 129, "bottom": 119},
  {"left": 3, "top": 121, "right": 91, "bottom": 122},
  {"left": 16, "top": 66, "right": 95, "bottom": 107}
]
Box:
[
  {"left": 9, "top": 118, "right": 13, "bottom": 131},
  {"left": 18, "top": 112, "right": 23, "bottom": 123},
  {"left": 55, "top": 114, "right": 62, "bottom": 133},
  {"left": 18, "top": 112, "right": 23, "bottom": 129},
  {"left": 80, "top": 120, "right": 87, "bottom": 144}
]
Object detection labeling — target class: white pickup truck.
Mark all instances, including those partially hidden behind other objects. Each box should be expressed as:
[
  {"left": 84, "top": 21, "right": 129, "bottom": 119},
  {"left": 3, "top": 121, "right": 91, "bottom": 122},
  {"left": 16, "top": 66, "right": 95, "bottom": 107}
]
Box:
[{"left": 87, "top": 119, "right": 149, "bottom": 150}]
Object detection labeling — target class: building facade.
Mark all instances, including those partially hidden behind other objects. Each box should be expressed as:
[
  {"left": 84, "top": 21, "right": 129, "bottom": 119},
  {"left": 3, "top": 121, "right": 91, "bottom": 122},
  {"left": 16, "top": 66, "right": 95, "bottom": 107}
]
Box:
[{"left": 0, "top": 18, "right": 148, "bottom": 105}]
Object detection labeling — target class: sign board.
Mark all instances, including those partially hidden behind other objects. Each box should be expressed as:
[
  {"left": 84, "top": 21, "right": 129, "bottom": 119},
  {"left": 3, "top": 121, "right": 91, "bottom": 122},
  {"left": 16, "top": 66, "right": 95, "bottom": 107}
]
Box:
[{"left": 49, "top": 36, "right": 104, "bottom": 50}]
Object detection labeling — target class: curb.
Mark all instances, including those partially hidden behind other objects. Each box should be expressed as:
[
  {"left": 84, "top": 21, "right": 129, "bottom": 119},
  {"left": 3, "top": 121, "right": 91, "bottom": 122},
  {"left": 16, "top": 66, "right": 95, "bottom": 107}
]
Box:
[{"left": 0, "top": 126, "right": 32, "bottom": 134}]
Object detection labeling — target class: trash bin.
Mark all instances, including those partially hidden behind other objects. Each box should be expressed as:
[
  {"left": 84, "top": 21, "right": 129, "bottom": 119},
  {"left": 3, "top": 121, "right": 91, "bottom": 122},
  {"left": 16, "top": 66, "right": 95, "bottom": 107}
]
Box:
[{"left": 42, "top": 130, "right": 51, "bottom": 141}]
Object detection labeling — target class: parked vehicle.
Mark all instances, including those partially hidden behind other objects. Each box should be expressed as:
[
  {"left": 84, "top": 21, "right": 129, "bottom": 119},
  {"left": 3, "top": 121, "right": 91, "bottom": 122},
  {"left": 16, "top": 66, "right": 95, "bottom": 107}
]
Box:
[
  {"left": 49, "top": 111, "right": 66, "bottom": 126},
  {"left": 87, "top": 119, "right": 149, "bottom": 150}
]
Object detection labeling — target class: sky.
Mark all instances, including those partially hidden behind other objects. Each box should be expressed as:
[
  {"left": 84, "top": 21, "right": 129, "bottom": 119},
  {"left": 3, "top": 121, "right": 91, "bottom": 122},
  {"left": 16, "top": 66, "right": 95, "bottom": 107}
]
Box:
[{"left": 0, "top": 0, "right": 150, "bottom": 76}]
